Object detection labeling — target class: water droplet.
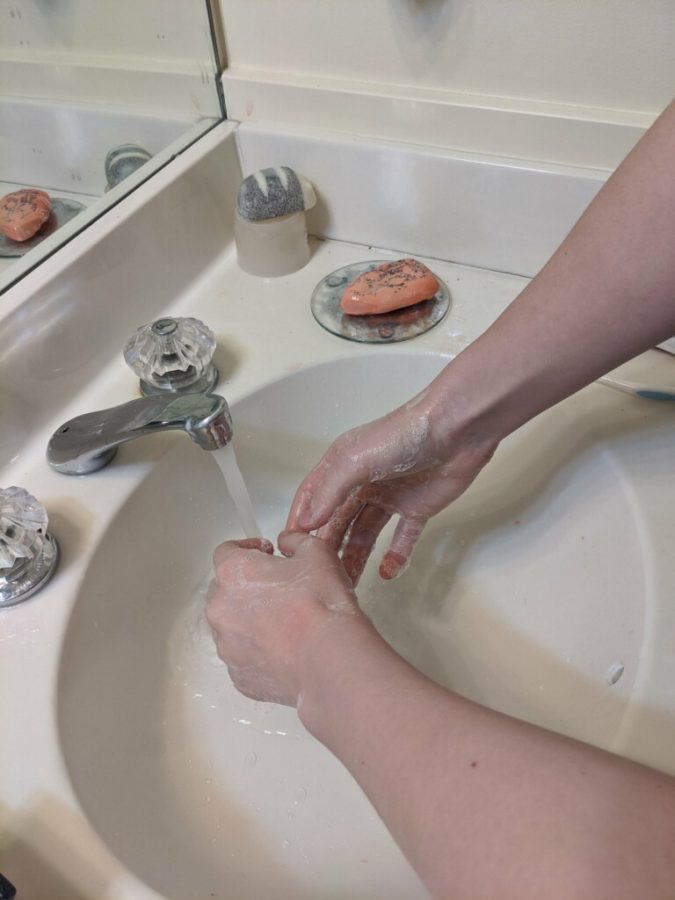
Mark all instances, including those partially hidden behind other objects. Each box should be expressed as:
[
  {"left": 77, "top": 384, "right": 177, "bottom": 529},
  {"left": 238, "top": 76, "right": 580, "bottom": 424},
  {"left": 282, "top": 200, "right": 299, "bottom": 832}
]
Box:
[
  {"left": 282, "top": 839, "right": 291, "bottom": 849},
  {"left": 607, "top": 661, "right": 624, "bottom": 685},
  {"left": 294, "top": 787, "right": 308, "bottom": 805},
  {"left": 245, "top": 752, "right": 258, "bottom": 768}
]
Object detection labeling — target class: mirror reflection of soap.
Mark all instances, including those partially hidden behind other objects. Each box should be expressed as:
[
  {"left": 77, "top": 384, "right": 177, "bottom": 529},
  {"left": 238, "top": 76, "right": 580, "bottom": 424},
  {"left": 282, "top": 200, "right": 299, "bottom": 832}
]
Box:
[
  {"left": 0, "top": 189, "right": 85, "bottom": 259},
  {"left": 0, "top": 1, "right": 223, "bottom": 293}
]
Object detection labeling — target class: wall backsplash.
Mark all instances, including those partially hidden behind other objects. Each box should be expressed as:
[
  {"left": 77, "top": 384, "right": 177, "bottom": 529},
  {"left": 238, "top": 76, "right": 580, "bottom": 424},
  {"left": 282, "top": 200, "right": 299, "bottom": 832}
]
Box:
[{"left": 217, "top": 0, "right": 675, "bottom": 168}]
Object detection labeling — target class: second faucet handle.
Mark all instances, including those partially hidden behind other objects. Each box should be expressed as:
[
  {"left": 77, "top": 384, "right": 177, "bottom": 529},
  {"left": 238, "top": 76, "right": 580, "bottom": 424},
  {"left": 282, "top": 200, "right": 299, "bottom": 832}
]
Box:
[
  {"left": 0, "top": 486, "right": 59, "bottom": 606},
  {"left": 124, "top": 316, "right": 218, "bottom": 396}
]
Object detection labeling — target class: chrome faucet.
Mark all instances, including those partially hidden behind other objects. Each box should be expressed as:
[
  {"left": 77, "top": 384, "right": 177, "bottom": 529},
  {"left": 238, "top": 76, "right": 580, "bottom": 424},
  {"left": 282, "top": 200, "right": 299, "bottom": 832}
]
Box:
[{"left": 47, "top": 393, "right": 233, "bottom": 475}]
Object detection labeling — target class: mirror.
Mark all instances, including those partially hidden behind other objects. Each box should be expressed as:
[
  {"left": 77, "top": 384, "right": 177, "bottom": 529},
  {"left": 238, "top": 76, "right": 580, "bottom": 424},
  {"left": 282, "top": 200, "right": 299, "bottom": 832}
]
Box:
[{"left": 0, "top": 0, "right": 223, "bottom": 295}]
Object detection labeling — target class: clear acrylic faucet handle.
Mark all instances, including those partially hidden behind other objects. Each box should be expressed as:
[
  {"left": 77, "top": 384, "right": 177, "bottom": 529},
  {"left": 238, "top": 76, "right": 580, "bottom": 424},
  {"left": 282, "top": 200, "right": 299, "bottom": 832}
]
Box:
[
  {"left": 124, "top": 316, "right": 218, "bottom": 395},
  {"left": 0, "top": 486, "right": 49, "bottom": 569},
  {"left": 0, "top": 486, "right": 58, "bottom": 606}
]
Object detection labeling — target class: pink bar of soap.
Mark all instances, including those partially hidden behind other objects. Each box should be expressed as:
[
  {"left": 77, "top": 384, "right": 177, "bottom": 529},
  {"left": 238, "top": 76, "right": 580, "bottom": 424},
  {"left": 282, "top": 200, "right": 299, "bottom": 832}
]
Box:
[
  {"left": 341, "top": 258, "right": 440, "bottom": 316},
  {"left": 0, "top": 189, "right": 52, "bottom": 242}
]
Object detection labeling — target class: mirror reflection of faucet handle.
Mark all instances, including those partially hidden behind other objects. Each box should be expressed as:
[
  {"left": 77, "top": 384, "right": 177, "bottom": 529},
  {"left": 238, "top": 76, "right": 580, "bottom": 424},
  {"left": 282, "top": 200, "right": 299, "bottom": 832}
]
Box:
[
  {"left": 0, "top": 486, "right": 58, "bottom": 607},
  {"left": 124, "top": 316, "right": 219, "bottom": 396},
  {"left": 104, "top": 143, "right": 152, "bottom": 191},
  {"left": 0, "top": 873, "right": 16, "bottom": 898}
]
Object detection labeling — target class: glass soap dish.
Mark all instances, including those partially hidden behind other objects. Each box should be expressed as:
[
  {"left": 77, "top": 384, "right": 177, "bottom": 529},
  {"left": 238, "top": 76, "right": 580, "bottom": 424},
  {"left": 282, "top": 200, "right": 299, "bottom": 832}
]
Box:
[{"left": 311, "top": 260, "right": 451, "bottom": 343}]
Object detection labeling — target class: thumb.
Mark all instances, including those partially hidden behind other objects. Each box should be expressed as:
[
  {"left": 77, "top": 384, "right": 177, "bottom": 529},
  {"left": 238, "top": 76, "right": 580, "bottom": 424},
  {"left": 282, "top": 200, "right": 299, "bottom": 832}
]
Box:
[
  {"left": 277, "top": 530, "right": 315, "bottom": 557},
  {"left": 212, "top": 537, "right": 274, "bottom": 569}
]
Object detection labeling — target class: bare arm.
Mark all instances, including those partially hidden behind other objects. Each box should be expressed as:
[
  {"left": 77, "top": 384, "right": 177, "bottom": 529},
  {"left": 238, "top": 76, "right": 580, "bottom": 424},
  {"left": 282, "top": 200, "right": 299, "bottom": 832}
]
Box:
[
  {"left": 207, "top": 535, "right": 675, "bottom": 900},
  {"left": 288, "top": 99, "right": 675, "bottom": 581},
  {"left": 207, "top": 100, "right": 675, "bottom": 897},
  {"left": 434, "top": 97, "right": 675, "bottom": 445},
  {"left": 300, "top": 608, "right": 675, "bottom": 900}
]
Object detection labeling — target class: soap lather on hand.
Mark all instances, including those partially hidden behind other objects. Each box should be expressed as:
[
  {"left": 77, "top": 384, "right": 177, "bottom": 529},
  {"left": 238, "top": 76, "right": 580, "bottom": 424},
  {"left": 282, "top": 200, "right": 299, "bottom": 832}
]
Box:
[
  {"left": 0, "top": 189, "right": 52, "bottom": 242},
  {"left": 341, "top": 258, "right": 440, "bottom": 315}
]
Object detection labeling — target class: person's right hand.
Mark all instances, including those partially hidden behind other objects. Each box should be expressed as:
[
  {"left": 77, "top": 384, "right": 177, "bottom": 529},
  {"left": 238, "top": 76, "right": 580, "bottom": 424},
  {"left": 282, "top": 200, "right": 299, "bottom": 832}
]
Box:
[{"left": 286, "top": 391, "right": 498, "bottom": 585}]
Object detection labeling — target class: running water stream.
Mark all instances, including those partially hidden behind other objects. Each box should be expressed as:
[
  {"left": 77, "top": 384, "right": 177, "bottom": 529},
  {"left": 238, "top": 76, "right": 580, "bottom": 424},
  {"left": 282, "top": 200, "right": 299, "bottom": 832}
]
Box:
[{"left": 214, "top": 443, "right": 261, "bottom": 538}]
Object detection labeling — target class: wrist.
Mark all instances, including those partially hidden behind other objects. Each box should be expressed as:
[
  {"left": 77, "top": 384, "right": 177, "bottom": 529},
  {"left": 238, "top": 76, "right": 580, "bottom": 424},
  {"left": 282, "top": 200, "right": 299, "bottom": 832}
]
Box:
[
  {"left": 423, "top": 311, "right": 554, "bottom": 455},
  {"left": 296, "top": 608, "right": 391, "bottom": 740},
  {"left": 419, "top": 356, "right": 506, "bottom": 466}
]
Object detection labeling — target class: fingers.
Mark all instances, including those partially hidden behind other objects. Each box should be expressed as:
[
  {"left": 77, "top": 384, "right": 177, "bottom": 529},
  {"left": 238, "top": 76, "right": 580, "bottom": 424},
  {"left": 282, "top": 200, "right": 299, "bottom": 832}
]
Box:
[
  {"left": 286, "top": 435, "right": 371, "bottom": 532},
  {"left": 212, "top": 537, "right": 274, "bottom": 569},
  {"left": 286, "top": 486, "right": 313, "bottom": 533},
  {"left": 286, "top": 460, "right": 344, "bottom": 532},
  {"left": 341, "top": 505, "right": 391, "bottom": 586},
  {"left": 303, "top": 466, "right": 368, "bottom": 533},
  {"left": 286, "top": 460, "right": 367, "bottom": 532},
  {"left": 379, "top": 516, "right": 426, "bottom": 580},
  {"left": 316, "top": 492, "right": 366, "bottom": 551}
]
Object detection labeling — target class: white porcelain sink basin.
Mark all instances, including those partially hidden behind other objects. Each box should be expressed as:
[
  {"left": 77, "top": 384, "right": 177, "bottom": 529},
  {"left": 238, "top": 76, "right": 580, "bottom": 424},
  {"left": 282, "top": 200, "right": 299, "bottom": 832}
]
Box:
[{"left": 57, "top": 351, "right": 675, "bottom": 899}]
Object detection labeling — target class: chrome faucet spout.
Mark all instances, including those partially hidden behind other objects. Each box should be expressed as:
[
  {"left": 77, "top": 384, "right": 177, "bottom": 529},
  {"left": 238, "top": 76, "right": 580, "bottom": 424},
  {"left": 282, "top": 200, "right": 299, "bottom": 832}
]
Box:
[{"left": 47, "top": 393, "right": 233, "bottom": 475}]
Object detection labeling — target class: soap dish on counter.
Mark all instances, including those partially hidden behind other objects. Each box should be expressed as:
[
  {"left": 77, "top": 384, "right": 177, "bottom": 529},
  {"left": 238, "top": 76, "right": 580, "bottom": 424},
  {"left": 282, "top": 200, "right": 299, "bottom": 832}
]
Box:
[
  {"left": 0, "top": 197, "right": 86, "bottom": 258},
  {"left": 311, "top": 260, "right": 450, "bottom": 344}
]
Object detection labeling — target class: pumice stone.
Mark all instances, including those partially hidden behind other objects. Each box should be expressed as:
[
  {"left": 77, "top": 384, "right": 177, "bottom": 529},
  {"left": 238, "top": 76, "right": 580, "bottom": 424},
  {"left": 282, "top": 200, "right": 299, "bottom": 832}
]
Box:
[{"left": 237, "top": 166, "right": 316, "bottom": 221}]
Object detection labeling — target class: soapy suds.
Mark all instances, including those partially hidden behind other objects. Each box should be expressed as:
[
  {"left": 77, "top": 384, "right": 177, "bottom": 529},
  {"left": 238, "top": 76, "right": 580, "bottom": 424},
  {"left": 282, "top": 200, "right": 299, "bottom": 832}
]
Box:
[{"left": 214, "top": 443, "right": 261, "bottom": 538}]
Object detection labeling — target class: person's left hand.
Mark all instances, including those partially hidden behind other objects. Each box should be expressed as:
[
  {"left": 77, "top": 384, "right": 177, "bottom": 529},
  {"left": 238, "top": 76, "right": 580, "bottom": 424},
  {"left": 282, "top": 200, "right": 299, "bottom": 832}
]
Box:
[{"left": 206, "top": 532, "right": 362, "bottom": 706}]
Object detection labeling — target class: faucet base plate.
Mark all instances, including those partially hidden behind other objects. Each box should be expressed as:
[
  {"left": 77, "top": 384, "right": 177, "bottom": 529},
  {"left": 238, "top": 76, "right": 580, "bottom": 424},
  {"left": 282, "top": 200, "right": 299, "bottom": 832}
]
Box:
[{"left": 0, "top": 533, "right": 59, "bottom": 607}]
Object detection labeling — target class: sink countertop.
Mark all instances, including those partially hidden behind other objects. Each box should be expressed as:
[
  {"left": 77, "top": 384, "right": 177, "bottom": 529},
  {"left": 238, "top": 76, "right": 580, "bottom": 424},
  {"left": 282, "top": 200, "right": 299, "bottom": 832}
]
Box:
[
  {"left": 3, "top": 147, "right": 675, "bottom": 896},
  {"left": 0, "top": 236, "right": 535, "bottom": 897}
]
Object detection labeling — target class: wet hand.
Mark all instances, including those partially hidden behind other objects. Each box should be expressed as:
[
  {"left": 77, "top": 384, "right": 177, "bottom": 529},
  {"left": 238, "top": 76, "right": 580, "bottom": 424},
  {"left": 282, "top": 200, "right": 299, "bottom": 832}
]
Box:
[
  {"left": 206, "top": 533, "right": 362, "bottom": 706},
  {"left": 287, "top": 401, "right": 495, "bottom": 585}
]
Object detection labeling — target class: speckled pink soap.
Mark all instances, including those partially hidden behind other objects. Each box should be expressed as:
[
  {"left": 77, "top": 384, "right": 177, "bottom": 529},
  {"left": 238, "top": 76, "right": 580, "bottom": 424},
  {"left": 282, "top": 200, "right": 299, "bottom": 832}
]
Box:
[
  {"left": 0, "top": 189, "right": 52, "bottom": 242},
  {"left": 341, "top": 258, "right": 439, "bottom": 315}
]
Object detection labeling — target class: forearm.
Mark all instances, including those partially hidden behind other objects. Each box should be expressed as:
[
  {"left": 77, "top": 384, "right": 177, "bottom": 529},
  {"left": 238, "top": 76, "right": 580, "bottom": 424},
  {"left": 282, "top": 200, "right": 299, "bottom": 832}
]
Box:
[
  {"left": 298, "top": 616, "right": 675, "bottom": 899},
  {"left": 433, "top": 99, "right": 675, "bottom": 447}
]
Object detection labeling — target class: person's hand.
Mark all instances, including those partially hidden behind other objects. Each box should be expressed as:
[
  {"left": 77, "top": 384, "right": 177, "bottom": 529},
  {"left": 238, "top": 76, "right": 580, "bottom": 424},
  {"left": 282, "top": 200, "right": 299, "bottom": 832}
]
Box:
[
  {"left": 286, "top": 394, "right": 497, "bottom": 584},
  {"left": 206, "top": 533, "right": 364, "bottom": 706}
]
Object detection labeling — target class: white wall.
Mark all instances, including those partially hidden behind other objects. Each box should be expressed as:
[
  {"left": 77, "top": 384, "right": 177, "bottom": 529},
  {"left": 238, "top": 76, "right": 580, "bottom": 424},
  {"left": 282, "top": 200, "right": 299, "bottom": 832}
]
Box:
[
  {"left": 220, "top": 0, "right": 674, "bottom": 113},
  {"left": 218, "top": 0, "right": 675, "bottom": 168},
  {"left": 0, "top": 0, "right": 221, "bottom": 118}
]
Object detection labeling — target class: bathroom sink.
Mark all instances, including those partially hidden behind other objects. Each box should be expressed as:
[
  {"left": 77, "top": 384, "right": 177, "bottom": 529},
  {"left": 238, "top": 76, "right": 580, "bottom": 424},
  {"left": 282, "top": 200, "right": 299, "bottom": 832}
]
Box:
[{"left": 57, "top": 351, "right": 675, "bottom": 899}]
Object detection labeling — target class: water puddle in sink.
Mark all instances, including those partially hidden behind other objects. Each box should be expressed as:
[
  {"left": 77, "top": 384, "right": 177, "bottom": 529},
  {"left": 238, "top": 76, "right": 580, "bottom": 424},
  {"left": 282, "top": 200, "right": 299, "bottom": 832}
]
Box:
[
  {"left": 57, "top": 355, "right": 675, "bottom": 900},
  {"left": 214, "top": 443, "right": 261, "bottom": 538},
  {"left": 175, "top": 572, "right": 306, "bottom": 741},
  {"left": 158, "top": 567, "right": 425, "bottom": 898}
]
